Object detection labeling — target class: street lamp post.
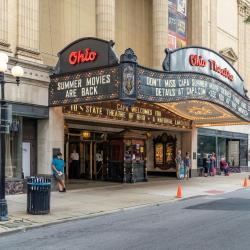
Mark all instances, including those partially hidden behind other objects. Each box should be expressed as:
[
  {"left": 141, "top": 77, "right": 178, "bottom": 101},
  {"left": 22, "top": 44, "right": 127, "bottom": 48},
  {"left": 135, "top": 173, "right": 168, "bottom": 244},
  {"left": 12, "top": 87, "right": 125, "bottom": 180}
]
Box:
[{"left": 0, "top": 52, "right": 24, "bottom": 221}]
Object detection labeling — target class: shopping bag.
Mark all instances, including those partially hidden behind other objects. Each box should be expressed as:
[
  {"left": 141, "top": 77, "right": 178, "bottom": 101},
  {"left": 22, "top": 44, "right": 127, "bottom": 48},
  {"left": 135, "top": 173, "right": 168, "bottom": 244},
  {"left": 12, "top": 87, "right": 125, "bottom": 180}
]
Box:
[{"left": 212, "top": 167, "right": 216, "bottom": 176}]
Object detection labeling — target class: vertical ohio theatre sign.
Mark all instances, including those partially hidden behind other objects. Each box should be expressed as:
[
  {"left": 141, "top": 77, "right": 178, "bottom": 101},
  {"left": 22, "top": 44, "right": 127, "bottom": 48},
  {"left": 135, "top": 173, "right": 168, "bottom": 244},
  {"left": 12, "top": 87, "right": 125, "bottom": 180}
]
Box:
[{"left": 49, "top": 37, "right": 250, "bottom": 124}]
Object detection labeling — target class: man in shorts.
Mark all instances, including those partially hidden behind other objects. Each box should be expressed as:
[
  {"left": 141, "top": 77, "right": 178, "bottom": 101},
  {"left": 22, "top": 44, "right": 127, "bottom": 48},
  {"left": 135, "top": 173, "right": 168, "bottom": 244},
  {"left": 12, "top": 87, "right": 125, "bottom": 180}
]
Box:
[{"left": 51, "top": 152, "right": 66, "bottom": 192}]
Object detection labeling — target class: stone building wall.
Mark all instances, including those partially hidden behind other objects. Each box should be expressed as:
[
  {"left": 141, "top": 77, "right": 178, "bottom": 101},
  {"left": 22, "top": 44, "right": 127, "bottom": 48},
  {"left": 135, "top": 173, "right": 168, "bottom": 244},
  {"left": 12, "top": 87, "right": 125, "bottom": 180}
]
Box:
[{"left": 0, "top": 0, "right": 249, "bottom": 181}]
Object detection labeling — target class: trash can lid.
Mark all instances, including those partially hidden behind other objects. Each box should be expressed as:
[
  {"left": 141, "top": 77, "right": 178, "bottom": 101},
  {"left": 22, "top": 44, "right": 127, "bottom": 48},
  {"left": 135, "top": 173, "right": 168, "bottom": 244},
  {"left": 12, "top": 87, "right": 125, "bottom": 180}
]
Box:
[{"left": 27, "top": 182, "right": 51, "bottom": 186}]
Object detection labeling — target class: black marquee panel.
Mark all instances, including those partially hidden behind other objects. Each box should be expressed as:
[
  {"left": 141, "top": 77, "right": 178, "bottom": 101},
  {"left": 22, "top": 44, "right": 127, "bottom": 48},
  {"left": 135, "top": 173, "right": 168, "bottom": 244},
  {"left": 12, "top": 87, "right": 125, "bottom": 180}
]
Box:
[
  {"left": 49, "top": 66, "right": 120, "bottom": 106},
  {"left": 137, "top": 66, "right": 250, "bottom": 122}
]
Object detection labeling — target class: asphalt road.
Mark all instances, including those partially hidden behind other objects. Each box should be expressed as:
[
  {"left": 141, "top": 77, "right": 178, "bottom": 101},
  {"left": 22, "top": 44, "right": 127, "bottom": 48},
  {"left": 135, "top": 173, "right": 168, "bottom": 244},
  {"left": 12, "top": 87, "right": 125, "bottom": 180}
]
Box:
[{"left": 1, "top": 189, "right": 250, "bottom": 250}]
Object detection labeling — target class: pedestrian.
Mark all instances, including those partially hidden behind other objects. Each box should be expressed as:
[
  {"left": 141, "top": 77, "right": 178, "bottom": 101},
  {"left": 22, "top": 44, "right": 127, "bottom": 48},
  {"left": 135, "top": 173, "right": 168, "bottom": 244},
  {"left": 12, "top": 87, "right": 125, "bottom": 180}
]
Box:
[
  {"left": 70, "top": 149, "right": 80, "bottom": 179},
  {"left": 210, "top": 152, "right": 217, "bottom": 176},
  {"left": 220, "top": 157, "right": 229, "bottom": 176},
  {"left": 208, "top": 154, "right": 212, "bottom": 176},
  {"left": 175, "top": 149, "right": 182, "bottom": 180},
  {"left": 96, "top": 150, "right": 103, "bottom": 179},
  {"left": 203, "top": 153, "right": 208, "bottom": 177},
  {"left": 184, "top": 152, "right": 191, "bottom": 180},
  {"left": 51, "top": 152, "right": 66, "bottom": 192}
]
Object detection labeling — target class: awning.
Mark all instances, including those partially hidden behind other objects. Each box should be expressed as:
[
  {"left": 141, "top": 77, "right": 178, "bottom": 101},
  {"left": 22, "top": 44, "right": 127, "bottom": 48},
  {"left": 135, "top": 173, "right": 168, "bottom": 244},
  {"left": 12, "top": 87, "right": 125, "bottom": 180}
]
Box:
[{"left": 48, "top": 38, "right": 250, "bottom": 127}]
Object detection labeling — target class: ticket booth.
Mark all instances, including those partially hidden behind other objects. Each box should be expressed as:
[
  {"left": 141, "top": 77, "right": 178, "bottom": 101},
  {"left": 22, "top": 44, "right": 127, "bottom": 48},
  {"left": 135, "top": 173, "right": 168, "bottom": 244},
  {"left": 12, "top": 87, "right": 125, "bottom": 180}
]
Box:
[{"left": 108, "top": 131, "right": 147, "bottom": 183}]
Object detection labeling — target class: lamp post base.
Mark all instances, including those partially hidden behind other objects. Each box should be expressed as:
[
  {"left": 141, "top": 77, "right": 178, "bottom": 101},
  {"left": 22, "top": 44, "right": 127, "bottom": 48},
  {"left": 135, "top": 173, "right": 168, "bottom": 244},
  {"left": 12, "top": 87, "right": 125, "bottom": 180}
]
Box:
[{"left": 0, "top": 199, "right": 8, "bottom": 221}]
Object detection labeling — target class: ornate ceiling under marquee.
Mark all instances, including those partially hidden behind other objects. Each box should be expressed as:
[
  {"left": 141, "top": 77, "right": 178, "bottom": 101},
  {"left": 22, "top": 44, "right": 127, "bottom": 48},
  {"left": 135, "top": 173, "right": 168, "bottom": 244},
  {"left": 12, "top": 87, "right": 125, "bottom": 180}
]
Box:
[{"left": 157, "top": 100, "right": 248, "bottom": 126}]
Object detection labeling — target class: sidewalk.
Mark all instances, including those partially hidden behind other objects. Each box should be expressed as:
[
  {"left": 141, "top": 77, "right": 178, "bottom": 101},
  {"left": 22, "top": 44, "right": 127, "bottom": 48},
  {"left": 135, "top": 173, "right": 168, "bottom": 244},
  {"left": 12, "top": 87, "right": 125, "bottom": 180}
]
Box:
[{"left": 0, "top": 173, "right": 249, "bottom": 235}]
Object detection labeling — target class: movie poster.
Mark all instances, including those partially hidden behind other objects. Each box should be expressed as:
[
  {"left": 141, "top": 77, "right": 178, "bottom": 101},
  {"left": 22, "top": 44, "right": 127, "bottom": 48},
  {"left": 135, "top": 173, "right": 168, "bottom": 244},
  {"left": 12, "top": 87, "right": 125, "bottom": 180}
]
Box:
[
  {"left": 177, "top": 0, "right": 186, "bottom": 16},
  {"left": 168, "top": 0, "right": 187, "bottom": 49},
  {"left": 155, "top": 143, "right": 164, "bottom": 165}
]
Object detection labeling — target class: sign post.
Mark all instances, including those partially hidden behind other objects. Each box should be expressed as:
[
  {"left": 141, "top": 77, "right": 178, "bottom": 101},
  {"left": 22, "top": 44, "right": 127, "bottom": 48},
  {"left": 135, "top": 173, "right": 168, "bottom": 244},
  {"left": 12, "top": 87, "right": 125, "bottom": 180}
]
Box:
[{"left": 0, "top": 72, "right": 8, "bottom": 220}]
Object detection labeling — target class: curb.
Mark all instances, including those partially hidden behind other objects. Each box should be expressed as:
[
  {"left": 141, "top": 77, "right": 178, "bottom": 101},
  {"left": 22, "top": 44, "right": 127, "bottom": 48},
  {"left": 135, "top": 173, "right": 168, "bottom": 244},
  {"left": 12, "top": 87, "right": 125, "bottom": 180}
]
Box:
[
  {"left": 0, "top": 198, "right": 177, "bottom": 237},
  {"left": 0, "top": 178, "right": 247, "bottom": 237}
]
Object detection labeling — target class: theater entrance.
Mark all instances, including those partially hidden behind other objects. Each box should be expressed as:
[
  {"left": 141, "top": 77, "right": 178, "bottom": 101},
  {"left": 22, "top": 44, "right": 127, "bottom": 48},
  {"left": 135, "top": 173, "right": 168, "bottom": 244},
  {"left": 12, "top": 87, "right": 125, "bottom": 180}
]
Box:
[{"left": 65, "top": 130, "right": 107, "bottom": 180}]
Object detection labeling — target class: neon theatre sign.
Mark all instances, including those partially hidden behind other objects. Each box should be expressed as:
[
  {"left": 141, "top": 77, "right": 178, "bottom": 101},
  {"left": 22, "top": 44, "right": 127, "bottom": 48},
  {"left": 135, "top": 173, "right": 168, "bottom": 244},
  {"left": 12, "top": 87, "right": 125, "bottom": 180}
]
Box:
[
  {"left": 189, "top": 54, "right": 234, "bottom": 81},
  {"left": 69, "top": 48, "right": 97, "bottom": 65},
  {"left": 163, "top": 46, "right": 245, "bottom": 96}
]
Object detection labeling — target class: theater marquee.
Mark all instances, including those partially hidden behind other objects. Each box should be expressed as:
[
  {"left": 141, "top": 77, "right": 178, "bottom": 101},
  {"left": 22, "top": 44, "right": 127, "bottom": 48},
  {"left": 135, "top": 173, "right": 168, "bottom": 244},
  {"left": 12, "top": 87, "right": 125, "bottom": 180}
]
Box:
[
  {"left": 63, "top": 101, "right": 192, "bottom": 129},
  {"left": 137, "top": 67, "right": 250, "bottom": 121},
  {"left": 49, "top": 37, "right": 250, "bottom": 124},
  {"left": 49, "top": 66, "right": 120, "bottom": 106}
]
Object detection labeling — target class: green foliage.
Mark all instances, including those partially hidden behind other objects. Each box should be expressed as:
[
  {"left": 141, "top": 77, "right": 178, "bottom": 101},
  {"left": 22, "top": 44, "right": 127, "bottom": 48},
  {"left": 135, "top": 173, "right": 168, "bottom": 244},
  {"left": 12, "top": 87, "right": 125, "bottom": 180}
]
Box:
[{"left": 244, "top": 15, "right": 250, "bottom": 23}]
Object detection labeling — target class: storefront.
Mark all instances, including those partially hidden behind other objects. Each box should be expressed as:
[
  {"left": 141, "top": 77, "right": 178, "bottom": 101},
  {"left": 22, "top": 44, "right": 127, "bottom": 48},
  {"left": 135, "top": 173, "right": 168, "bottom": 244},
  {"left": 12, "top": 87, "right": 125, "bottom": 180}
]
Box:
[
  {"left": 49, "top": 37, "right": 250, "bottom": 182},
  {"left": 198, "top": 128, "right": 248, "bottom": 170},
  {"left": 4, "top": 103, "right": 48, "bottom": 193},
  {"left": 63, "top": 100, "right": 192, "bottom": 181}
]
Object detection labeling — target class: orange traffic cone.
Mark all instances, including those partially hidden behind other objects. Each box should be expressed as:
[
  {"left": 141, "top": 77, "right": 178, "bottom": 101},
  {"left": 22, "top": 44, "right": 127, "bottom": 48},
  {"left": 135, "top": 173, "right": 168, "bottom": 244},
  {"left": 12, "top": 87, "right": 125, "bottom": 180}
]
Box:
[
  {"left": 243, "top": 177, "right": 248, "bottom": 187},
  {"left": 176, "top": 183, "right": 182, "bottom": 198}
]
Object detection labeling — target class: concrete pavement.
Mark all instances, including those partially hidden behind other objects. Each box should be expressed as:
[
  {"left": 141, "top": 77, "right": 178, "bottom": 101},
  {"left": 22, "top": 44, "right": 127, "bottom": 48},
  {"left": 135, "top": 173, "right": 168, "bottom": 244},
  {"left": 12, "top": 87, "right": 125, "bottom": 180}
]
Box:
[{"left": 0, "top": 172, "right": 249, "bottom": 235}]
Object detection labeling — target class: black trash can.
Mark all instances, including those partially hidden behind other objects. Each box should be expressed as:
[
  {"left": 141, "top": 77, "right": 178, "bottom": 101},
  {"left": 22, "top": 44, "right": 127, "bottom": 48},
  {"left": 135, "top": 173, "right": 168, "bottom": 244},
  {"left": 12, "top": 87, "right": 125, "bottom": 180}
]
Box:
[{"left": 27, "top": 177, "right": 51, "bottom": 215}]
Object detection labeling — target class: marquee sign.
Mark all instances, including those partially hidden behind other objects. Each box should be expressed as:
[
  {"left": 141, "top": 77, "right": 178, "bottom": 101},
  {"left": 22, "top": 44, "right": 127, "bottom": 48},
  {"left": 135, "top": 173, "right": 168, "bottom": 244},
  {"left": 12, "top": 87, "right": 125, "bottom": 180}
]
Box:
[
  {"left": 163, "top": 46, "right": 246, "bottom": 96},
  {"left": 49, "top": 66, "right": 120, "bottom": 106},
  {"left": 49, "top": 38, "right": 250, "bottom": 123},
  {"left": 54, "top": 37, "right": 119, "bottom": 74},
  {"left": 63, "top": 101, "right": 192, "bottom": 129},
  {"left": 137, "top": 66, "right": 250, "bottom": 121}
]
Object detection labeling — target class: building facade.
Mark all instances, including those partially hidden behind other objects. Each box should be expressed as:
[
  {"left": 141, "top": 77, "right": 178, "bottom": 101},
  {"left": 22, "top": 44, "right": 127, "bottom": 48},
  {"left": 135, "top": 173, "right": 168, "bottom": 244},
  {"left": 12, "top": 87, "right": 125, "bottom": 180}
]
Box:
[{"left": 1, "top": 0, "right": 250, "bottom": 191}]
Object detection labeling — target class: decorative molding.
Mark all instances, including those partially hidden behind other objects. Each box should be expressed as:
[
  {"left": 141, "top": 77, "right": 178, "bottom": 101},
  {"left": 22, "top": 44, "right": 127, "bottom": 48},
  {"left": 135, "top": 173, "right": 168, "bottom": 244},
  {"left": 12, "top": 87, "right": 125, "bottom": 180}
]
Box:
[
  {"left": 16, "top": 46, "right": 41, "bottom": 60},
  {"left": 238, "top": 0, "right": 250, "bottom": 17},
  {"left": 219, "top": 47, "right": 238, "bottom": 64},
  {"left": 5, "top": 57, "right": 51, "bottom": 85},
  {"left": 120, "top": 48, "right": 138, "bottom": 63},
  {"left": 0, "top": 40, "right": 11, "bottom": 52}
]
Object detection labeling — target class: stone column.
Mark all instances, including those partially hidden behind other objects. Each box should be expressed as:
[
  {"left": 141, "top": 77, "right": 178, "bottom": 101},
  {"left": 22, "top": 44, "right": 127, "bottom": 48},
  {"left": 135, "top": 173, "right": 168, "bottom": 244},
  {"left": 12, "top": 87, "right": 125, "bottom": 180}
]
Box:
[
  {"left": 238, "top": 1, "right": 250, "bottom": 87},
  {"left": 152, "top": 0, "right": 168, "bottom": 70},
  {"left": 210, "top": 0, "right": 217, "bottom": 50},
  {"left": 37, "top": 107, "right": 64, "bottom": 175},
  {"left": 245, "top": 6, "right": 250, "bottom": 92},
  {"left": 0, "top": 0, "right": 10, "bottom": 51},
  {"left": 238, "top": 0, "right": 246, "bottom": 78},
  {"left": 16, "top": 0, "right": 41, "bottom": 61},
  {"left": 189, "top": 0, "right": 209, "bottom": 47},
  {"left": 96, "top": 0, "right": 115, "bottom": 41},
  {"left": 191, "top": 126, "right": 198, "bottom": 175}
]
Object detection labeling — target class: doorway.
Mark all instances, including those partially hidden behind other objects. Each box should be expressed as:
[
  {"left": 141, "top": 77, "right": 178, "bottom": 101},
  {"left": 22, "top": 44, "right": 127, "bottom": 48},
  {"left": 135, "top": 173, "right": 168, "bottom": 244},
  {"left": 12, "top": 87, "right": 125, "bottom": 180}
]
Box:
[
  {"left": 65, "top": 132, "right": 106, "bottom": 180},
  {"left": 22, "top": 142, "right": 31, "bottom": 178}
]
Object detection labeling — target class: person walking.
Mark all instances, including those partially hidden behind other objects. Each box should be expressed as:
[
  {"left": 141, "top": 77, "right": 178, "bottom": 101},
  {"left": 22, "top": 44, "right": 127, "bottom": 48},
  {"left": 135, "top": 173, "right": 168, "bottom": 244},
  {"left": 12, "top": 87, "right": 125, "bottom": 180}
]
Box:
[
  {"left": 51, "top": 152, "right": 66, "bottom": 192},
  {"left": 184, "top": 152, "right": 191, "bottom": 180},
  {"left": 210, "top": 152, "right": 217, "bottom": 176},
  {"left": 220, "top": 157, "right": 229, "bottom": 176},
  {"left": 70, "top": 149, "right": 80, "bottom": 179},
  {"left": 175, "top": 150, "right": 182, "bottom": 180},
  {"left": 202, "top": 154, "right": 208, "bottom": 177}
]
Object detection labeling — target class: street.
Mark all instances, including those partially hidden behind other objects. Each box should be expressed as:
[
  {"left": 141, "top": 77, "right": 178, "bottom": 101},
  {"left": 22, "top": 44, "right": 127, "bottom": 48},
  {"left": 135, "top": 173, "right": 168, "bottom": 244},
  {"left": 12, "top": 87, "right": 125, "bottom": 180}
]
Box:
[{"left": 1, "top": 188, "right": 250, "bottom": 250}]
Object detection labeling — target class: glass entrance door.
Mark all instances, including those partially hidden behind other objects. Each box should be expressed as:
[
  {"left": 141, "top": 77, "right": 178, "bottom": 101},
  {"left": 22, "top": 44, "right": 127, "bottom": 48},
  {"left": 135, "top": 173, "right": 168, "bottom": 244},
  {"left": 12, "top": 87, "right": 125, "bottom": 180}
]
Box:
[
  {"left": 81, "top": 141, "right": 96, "bottom": 180},
  {"left": 66, "top": 139, "right": 98, "bottom": 180},
  {"left": 65, "top": 131, "right": 107, "bottom": 180}
]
